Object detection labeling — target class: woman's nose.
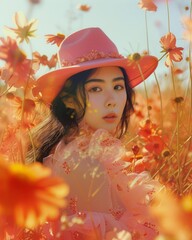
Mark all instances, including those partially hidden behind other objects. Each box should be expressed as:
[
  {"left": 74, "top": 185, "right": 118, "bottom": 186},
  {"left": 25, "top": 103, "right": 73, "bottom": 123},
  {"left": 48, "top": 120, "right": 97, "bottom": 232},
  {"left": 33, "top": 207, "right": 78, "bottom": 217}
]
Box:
[{"left": 105, "top": 96, "right": 116, "bottom": 108}]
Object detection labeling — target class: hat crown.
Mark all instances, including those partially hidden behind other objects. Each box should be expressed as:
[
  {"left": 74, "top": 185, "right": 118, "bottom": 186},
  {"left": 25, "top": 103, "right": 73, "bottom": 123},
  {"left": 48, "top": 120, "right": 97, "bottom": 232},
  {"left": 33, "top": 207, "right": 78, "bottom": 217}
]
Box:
[{"left": 58, "top": 27, "right": 120, "bottom": 67}]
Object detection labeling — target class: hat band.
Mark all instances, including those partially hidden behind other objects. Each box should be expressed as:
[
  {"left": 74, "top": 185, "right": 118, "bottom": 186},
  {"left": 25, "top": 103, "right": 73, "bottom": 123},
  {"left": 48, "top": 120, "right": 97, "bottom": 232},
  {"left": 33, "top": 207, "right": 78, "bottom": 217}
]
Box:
[{"left": 61, "top": 49, "right": 124, "bottom": 67}]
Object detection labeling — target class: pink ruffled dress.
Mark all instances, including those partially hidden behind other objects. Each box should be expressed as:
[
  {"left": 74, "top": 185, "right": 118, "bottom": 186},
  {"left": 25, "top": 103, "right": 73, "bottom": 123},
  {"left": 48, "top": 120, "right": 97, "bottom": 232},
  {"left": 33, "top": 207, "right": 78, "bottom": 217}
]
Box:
[{"left": 43, "top": 128, "right": 159, "bottom": 239}]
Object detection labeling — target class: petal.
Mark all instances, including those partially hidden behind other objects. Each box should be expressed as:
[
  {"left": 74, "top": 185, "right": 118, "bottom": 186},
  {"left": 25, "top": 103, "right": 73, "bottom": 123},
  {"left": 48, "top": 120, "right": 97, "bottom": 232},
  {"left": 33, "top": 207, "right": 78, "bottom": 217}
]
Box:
[
  {"left": 138, "top": 0, "right": 157, "bottom": 12},
  {"left": 169, "top": 48, "right": 183, "bottom": 62},
  {"left": 14, "top": 12, "right": 27, "bottom": 28},
  {"left": 160, "top": 32, "right": 176, "bottom": 50},
  {"left": 165, "top": 55, "right": 173, "bottom": 67}
]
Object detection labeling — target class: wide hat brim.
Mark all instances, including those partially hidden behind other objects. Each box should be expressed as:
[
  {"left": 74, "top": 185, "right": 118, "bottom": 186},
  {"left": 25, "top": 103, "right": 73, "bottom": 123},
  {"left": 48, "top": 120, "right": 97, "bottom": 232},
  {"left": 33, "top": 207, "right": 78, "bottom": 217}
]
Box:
[{"left": 33, "top": 55, "right": 158, "bottom": 104}]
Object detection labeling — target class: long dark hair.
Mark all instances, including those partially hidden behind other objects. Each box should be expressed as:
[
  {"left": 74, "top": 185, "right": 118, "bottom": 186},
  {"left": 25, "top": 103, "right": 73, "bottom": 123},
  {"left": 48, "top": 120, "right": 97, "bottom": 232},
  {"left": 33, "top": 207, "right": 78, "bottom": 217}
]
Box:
[{"left": 26, "top": 67, "right": 134, "bottom": 164}]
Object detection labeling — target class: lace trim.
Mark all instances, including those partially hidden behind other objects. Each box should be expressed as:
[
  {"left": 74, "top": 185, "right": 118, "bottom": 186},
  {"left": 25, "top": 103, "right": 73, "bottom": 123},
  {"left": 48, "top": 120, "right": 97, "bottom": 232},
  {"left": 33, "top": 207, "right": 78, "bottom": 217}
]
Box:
[{"left": 61, "top": 50, "right": 124, "bottom": 66}]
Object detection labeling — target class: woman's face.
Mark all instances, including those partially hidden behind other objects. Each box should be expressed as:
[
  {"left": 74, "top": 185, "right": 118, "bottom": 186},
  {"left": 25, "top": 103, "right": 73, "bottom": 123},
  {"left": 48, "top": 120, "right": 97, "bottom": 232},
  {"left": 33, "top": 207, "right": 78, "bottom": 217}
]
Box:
[{"left": 82, "top": 66, "right": 127, "bottom": 134}]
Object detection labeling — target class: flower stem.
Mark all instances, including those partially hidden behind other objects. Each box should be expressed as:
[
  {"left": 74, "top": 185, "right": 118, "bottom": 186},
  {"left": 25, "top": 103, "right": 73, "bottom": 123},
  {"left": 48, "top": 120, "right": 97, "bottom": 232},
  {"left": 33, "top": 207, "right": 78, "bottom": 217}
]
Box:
[
  {"left": 137, "top": 63, "right": 150, "bottom": 119},
  {"left": 20, "top": 41, "right": 33, "bottom": 126},
  {"left": 166, "top": 0, "right": 171, "bottom": 33},
  {"left": 158, "top": 52, "right": 168, "bottom": 62},
  {"left": 145, "top": 11, "right": 150, "bottom": 53},
  {"left": 0, "top": 84, "right": 13, "bottom": 97},
  {"left": 154, "top": 72, "right": 164, "bottom": 132},
  {"left": 188, "top": 0, "right": 192, "bottom": 158},
  {"left": 170, "top": 66, "right": 181, "bottom": 194},
  {"left": 28, "top": 128, "right": 36, "bottom": 163}
]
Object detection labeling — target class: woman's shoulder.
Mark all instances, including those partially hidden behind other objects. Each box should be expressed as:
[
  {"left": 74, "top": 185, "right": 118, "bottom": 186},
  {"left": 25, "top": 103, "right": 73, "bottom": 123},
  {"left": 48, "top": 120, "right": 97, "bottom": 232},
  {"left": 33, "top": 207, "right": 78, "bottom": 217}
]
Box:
[{"left": 43, "top": 128, "right": 124, "bottom": 165}]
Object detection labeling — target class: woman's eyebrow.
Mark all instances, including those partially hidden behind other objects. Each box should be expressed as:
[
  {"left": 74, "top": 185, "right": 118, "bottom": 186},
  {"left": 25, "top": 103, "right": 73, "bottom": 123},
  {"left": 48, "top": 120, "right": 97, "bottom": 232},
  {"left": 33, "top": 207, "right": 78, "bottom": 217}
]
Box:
[
  {"left": 85, "top": 77, "right": 125, "bottom": 84},
  {"left": 85, "top": 79, "right": 104, "bottom": 84},
  {"left": 113, "top": 77, "right": 125, "bottom": 82}
]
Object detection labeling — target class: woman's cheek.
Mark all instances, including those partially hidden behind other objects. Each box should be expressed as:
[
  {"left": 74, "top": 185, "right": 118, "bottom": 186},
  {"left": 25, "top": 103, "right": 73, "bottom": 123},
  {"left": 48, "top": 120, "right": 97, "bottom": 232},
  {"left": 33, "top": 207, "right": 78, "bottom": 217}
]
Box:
[{"left": 85, "top": 100, "right": 99, "bottom": 115}]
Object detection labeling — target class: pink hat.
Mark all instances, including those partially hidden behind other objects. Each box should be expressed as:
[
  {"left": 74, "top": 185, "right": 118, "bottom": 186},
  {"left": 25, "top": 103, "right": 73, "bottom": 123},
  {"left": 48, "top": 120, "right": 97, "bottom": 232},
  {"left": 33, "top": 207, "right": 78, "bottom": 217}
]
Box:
[{"left": 34, "top": 27, "right": 158, "bottom": 104}]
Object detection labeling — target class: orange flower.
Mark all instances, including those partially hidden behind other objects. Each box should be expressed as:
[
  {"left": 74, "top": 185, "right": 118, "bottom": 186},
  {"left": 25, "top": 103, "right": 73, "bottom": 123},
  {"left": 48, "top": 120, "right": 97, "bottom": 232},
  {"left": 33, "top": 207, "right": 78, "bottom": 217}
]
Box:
[
  {"left": 32, "top": 52, "right": 57, "bottom": 70},
  {"left": 33, "top": 51, "right": 48, "bottom": 66},
  {"left": 123, "top": 150, "right": 157, "bottom": 174},
  {"left": 1, "top": 61, "right": 38, "bottom": 89},
  {"left": 5, "top": 12, "right": 37, "bottom": 43},
  {"left": 150, "top": 190, "right": 192, "bottom": 240},
  {"left": 10, "top": 95, "right": 36, "bottom": 117},
  {"left": 45, "top": 33, "right": 65, "bottom": 47},
  {"left": 78, "top": 4, "right": 91, "bottom": 12},
  {"left": 160, "top": 32, "right": 184, "bottom": 67},
  {"left": 138, "top": 0, "right": 157, "bottom": 11},
  {"left": 6, "top": 95, "right": 37, "bottom": 129},
  {"left": 47, "top": 54, "right": 58, "bottom": 69},
  {"left": 0, "top": 37, "right": 26, "bottom": 67},
  {"left": 0, "top": 37, "right": 33, "bottom": 87},
  {"left": 173, "top": 67, "right": 184, "bottom": 75},
  {"left": 145, "top": 135, "right": 165, "bottom": 155},
  {"left": 134, "top": 156, "right": 157, "bottom": 173},
  {"left": 8, "top": 95, "right": 37, "bottom": 128},
  {"left": 0, "top": 159, "right": 69, "bottom": 229},
  {"left": 6, "top": 60, "right": 33, "bottom": 88},
  {"left": 138, "top": 119, "right": 157, "bottom": 138}
]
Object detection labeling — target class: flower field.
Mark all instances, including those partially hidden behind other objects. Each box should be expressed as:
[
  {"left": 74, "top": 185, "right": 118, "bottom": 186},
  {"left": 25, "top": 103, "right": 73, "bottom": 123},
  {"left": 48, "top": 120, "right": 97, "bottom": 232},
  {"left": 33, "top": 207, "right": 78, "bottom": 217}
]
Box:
[{"left": 0, "top": 1, "right": 191, "bottom": 239}]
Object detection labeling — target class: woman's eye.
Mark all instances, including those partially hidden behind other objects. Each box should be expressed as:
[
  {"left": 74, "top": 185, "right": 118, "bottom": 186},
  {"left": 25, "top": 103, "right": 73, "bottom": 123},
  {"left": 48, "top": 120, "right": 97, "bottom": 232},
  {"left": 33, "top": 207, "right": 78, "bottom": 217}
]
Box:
[
  {"left": 89, "top": 87, "right": 101, "bottom": 92},
  {"left": 114, "top": 85, "right": 124, "bottom": 90}
]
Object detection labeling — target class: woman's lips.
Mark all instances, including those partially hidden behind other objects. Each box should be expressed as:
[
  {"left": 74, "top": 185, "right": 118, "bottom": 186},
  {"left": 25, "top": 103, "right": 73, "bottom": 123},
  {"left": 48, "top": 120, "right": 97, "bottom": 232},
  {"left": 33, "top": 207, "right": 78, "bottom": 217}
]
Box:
[{"left": 103, "top": 113, "right": 117, "bottom": 123}]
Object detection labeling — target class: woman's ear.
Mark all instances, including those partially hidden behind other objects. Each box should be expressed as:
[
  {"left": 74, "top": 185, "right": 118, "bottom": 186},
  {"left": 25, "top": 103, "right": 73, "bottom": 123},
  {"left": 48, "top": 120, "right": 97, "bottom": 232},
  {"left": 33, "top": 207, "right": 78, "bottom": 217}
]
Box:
[
  {"left": 60, "top": 92, "right": 76, "bottom": 110},
  {"left": 64, "top": 97, "right": 76, "bottom": 110}
]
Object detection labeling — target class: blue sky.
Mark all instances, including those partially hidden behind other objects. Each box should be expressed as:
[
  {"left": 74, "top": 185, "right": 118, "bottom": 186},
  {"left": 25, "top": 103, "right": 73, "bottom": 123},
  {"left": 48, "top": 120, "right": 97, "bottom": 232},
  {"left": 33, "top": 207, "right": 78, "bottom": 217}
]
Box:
[{"left": 0, "top": 0, "right": 189, "bottom": 78}]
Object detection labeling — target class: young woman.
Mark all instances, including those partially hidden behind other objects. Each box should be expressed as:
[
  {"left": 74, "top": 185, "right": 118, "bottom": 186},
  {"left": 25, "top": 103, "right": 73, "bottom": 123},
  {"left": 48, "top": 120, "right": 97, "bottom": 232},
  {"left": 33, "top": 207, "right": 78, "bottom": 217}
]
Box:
[{"left": 28, "top": 27, "right": 159, "bottom": 239}]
